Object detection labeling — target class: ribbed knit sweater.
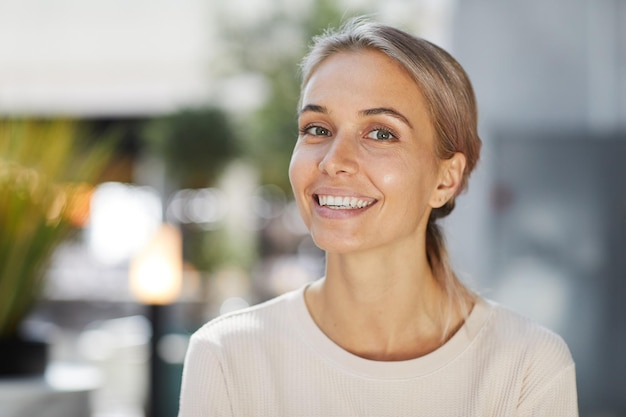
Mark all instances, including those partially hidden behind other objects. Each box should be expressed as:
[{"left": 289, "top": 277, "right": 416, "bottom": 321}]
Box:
[{"left": 178, "top": 285, "right": 578, "bottom": 416}]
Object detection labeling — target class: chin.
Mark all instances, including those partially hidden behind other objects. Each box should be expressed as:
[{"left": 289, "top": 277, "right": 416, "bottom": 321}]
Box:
[{"left": 310, "top": 233, "right": 369, "bottom": 255}]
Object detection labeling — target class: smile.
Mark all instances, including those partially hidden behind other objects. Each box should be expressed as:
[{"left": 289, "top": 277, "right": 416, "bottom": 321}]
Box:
[{"left": 316, "top": 194, "right": 375, "bottom": 209}]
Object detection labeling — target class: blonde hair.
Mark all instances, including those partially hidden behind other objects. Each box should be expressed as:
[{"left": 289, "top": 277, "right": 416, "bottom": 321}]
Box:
[{"left": 299, "top": 18, "right": 482, "bottom": 338}]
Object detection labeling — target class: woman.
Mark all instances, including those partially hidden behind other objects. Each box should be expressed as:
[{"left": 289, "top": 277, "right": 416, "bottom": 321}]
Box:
[{"left": 179, "top": 19, "right": 578, "bottom": 416}]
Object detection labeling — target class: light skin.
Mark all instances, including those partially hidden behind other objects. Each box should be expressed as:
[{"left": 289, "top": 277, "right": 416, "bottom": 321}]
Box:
[{"left": 289, "top": 49, "right": 467, "bottom": 361}]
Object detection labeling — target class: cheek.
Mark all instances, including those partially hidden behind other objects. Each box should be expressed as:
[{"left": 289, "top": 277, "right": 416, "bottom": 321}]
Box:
[
  {"left": 288, "top": 148, "right": 306, "bottom": 193},
  {"left": 376, "top": 154, "right": 438, "bottom": 201},
  {"left": 376, "top": 154, "right": 414, "bottom": 191},
  {"left": 288, "top": 149, "right": 314, "bottom": 228},
  {"left": 379, "top": 172, "right": 416, "bottom": 203},
  {"left": 288, "top": 147, "right": 317, "bottom": 206}
]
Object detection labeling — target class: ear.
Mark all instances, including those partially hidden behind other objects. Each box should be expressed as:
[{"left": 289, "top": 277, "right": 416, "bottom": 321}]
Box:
[{"left": 429, "top": 152, "right": 466, "bottom": 209}]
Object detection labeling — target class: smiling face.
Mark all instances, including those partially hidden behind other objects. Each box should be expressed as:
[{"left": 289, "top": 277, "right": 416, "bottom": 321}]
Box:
[{"left": 289, "top": 49, "right": 453, "bottom": 255}]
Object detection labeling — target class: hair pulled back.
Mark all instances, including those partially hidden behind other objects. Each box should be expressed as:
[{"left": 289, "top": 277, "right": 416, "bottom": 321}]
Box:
[{"left": 299, "top": 18, "right": 482, "bottom": 336}]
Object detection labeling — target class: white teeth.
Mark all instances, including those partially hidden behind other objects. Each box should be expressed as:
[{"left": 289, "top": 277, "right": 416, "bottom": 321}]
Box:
[{"left": 317, "top": 195, "right": 373, "bottom": 209}]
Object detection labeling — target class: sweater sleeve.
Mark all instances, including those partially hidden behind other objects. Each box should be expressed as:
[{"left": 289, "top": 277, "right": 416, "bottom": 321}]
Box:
[
  {"left": 516, "top": 327, "right": 579, "bottom": 417},
  {"left": 178, "top": 333, "right": 234, "bottom": 417},
  {"left": 518, "top": 364, "right": 578, "bottom": 417}
]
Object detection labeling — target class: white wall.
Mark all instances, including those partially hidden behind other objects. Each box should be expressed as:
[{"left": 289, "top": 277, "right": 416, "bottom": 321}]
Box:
[{"left": 0, "top": 0, "right": 214, "bottom": 116}]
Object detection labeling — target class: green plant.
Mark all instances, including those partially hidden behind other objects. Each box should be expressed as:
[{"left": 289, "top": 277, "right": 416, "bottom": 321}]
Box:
[
  {"left": 212, "top": 0, "right": 360, "bottom": 192},
  {"left": 0, "top": 119, "right": 114, "bottom": 338},
  {"left": 142, "top": 107, "right": 240, "bottom": 190}
]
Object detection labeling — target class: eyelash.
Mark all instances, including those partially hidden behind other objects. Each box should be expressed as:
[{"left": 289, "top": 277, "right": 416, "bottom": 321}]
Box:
[
  {"left": 366, "top": 126, "right": 398, "bottom": 141},
  {"left": 299, "top": 125, "right": 331, "bottom": 137},
  {"left": 299, "top": 124, "right": 399, "bottom": 141}
]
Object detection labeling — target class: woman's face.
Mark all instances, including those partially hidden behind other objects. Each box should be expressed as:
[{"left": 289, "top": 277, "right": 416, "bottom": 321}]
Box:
[{"left": 289, "top": 49, "right": 447, "bottom": 255}]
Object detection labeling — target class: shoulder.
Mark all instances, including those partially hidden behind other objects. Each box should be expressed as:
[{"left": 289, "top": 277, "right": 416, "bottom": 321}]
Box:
[
  {"left": 484, "top": 300, "right": 573, "bottom": 365},
  {"left": 476, "top": 300, "right": 578, "bottom": 414},
  {"left": 189, "top": 287, "right": 301, "bottom": 350},
  {"left": 476, "top": 298, "right": 575, "bottom": 390},
  {"left": 179, "top": 291, "right": 303, "bottom": 417}
]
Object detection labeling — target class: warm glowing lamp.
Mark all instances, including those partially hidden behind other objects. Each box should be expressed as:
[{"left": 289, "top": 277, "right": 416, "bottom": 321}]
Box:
[
  {"left": 130, "top": 223, "right": 182, "bottom": 305},
  {"left": 130, "top": 223, "right": 182, "bottom": 417}
]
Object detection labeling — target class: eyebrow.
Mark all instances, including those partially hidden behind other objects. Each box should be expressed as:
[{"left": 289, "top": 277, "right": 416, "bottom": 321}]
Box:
[
  {"left": 360, "top": 107, "right": 413, "bottom": 129},
  {"left": 298, "top": 104, "right": 328, "bottom": 116},
  {"left": 299, "top": 104, "right": 413, "bottom": 129}
]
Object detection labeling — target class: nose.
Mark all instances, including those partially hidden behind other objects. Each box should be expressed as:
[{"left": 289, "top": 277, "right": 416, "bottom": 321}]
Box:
[{"left": 318, "top": 134, "right": 359, "bottom": 176}]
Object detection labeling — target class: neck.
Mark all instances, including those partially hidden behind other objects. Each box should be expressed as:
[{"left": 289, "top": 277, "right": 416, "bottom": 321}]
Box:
[{"left": 305, "top": 246, "right": 461, "bottom": 361}]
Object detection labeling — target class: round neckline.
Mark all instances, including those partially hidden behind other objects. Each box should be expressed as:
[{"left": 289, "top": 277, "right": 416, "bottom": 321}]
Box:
[{"left": 288, "top": 285, "right": 492, "bottom": 380}]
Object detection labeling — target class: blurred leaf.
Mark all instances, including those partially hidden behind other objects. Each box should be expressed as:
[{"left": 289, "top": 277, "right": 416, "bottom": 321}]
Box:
[
  {"left": 142, "top": 107, "right": 240, "bottom": 189},
  {"left": 0, "top": 118, "right": 116, "bottom": 338}
]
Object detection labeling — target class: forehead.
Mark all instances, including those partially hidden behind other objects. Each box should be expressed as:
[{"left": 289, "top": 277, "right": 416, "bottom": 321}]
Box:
[{"left": 300, "top": 49, "right": 427, "bottom": 114}]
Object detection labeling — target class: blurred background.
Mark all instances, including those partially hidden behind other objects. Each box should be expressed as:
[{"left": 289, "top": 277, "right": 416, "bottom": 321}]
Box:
[{"left": 0, "top": 0, "right": 624, "bottom": 416}]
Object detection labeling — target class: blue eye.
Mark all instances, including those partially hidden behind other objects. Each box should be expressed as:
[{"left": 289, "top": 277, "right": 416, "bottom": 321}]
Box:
[
  {"left": 367, "top": 128, "right": 397, "bottom": 141},
  {"left": 301, "top": 125, "right": 332, "bottom": 137}
]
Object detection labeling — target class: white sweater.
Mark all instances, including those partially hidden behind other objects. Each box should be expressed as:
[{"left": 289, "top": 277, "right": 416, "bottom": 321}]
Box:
[{"left": 179, "top": 285, "right": 578, "bottom": 416}]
